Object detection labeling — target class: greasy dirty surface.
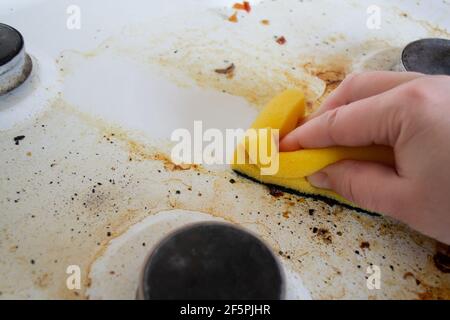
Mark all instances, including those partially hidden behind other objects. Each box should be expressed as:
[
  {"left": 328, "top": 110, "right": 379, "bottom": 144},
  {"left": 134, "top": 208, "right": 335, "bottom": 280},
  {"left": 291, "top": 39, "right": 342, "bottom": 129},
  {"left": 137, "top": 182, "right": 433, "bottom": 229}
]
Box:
[{"left": 1, "top": 0, "right": 450, "bottom": 299}]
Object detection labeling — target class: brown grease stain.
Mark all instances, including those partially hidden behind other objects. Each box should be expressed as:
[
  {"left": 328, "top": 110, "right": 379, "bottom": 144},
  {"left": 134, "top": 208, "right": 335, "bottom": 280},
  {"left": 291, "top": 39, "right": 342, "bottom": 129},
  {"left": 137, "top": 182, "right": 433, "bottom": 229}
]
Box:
[
  {"left": 154, "top": 47, "right": 330, "bottom": 110},
  {"left": 301, "top": 55, "right": 350, "bottom": 111},
  {"left": 316, "top": 228, "right": 333, "bottom": 245},
  {"left": 44, "top": 27, "right": 450, "bottom": 299},
  {"left": 360, "top": 241, "right": 370, "bottom": 250},
  {"left": 127, "top": 140, "right": 199, "bottom": 172},
  {"left": 396, "top": 9, "right": 450, "bottom": 38},
  {"left": 417, "top": 281, "right": 450, "bottom": 300}
]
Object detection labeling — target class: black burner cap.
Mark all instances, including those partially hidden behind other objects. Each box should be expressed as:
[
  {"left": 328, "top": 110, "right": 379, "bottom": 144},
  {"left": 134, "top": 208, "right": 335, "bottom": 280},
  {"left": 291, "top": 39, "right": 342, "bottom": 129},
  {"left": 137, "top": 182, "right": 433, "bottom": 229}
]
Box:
[
  {"left": 141, "top": 223, "right": 284, "bottom": 300},
  {"left": 402, "top": 38, "right": 450, "bottom": 76},
  {"left": 0, "top": 23, "right": 24, "bottom": 67}
]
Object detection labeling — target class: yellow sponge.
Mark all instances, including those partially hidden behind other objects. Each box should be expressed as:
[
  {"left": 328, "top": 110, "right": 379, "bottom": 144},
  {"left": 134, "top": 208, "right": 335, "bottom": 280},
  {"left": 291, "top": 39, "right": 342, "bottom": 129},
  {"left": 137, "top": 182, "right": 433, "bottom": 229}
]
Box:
[{"left": 231, "top": 89, "right": 395, "bottom": 210}]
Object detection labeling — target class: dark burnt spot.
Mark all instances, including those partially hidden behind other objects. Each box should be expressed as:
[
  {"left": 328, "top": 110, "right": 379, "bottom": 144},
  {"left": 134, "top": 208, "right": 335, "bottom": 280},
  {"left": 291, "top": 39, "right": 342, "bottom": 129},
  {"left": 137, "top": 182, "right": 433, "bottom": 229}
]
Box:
[
  {"left": 317, "top": 228, "right": 332, "bottom": 244},
  {"left": 214, "top": 63, "right": 235, "bottom": 78},
  {"left": 360, "top": 241, "right": 370, "bottom": 250},
  {"left": 13, "top": 135, "right": 25, "bottom": 145},
  {"left": 269, "top": 187, "right": 284, "bottom": 198},
  {"left": 229, "top": 178, "right": 236, "bottom": 184}
]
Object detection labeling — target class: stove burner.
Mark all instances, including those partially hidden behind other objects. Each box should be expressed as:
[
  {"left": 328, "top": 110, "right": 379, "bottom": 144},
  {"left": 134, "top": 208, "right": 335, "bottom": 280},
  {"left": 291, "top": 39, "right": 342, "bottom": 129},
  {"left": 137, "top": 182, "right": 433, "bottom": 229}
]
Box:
[
  {"left": 138, "top": 223, "right": 284, "bottom": 300},
  {"left": 0, "top": 23, "right": 32, "bottom": 95},
  {"left": 402, "top": 38, "right": 450, "bottom": 76}
]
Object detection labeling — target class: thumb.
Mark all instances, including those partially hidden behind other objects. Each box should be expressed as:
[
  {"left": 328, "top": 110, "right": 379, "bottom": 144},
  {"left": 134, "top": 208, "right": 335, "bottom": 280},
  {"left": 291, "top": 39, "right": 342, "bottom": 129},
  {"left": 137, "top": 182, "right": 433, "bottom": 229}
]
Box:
[{"left": 307, "top": 160, "right": 405, "bottom": 214}]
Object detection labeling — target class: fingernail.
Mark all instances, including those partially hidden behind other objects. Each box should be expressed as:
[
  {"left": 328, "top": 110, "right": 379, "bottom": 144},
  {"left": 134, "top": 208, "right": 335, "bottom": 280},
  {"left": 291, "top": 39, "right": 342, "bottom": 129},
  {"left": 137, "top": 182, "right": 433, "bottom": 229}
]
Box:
[{"left": 307, "top": 172, "right": 331, "bottom": 189}]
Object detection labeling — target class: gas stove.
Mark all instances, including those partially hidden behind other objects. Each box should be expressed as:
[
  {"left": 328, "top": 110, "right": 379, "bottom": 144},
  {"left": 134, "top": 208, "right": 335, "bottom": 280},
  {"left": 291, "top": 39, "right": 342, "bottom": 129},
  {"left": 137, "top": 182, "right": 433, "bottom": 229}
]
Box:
[{"left": 0, "top": 0, "right": 449, "bottom": 300}]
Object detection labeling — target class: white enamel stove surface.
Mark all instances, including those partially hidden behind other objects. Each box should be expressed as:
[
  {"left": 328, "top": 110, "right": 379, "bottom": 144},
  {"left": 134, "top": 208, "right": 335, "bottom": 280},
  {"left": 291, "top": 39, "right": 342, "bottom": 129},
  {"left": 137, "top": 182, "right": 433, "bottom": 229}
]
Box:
[{"left": 0, "top": 0, "right": 449, "bottom": 299}]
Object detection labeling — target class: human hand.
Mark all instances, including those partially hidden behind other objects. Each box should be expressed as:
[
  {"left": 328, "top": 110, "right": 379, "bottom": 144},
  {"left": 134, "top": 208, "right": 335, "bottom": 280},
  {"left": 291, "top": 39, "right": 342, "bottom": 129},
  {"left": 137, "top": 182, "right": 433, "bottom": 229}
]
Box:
[{"left": 280, "top": 71, "right": 450, "bottom": 244}]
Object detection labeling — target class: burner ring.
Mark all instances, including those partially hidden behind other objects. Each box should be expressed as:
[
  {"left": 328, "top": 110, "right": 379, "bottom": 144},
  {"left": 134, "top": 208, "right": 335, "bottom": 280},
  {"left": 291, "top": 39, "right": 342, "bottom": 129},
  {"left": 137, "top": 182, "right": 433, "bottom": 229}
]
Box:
[
  {"left": 401, "top": 38, "right": 450, "bottom": 76},
  {"left": 0, "top": 23, "right": 33, "bottom": 95},
  {"left": 138, "top": 222, "right": 285, "bottom": 300},
  {"left": 0, "top": 23, "right": 24, "bottom": 66}
]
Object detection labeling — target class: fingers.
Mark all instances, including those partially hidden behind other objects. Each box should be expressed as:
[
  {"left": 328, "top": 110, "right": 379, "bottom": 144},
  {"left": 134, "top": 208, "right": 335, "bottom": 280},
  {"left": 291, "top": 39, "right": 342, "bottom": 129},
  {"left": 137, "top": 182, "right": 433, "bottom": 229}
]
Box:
[
  {"left": 280, "top": 72, "right": 422, "bottom": 152},
  {"left": 279, "top": 87, "right": 404, "bottom": 151},
  {"left": 307, "top": 160, "right": 405, "bottom": 214},
  {"left": 309, "top": 71, "right": 423, "bottom": 120}
]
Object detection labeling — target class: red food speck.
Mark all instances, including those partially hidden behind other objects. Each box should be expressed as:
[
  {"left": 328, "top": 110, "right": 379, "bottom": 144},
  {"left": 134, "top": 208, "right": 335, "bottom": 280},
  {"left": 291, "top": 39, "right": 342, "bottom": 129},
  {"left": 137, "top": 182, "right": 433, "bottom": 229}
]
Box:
[
  {"left": 244, "top": 1, "right": 251, "bottom": 13},
  {"left": 233, "top": 1, "right": 251, "bottom": 13},
  {"left": 276, "top": 36, "right": 286, "bottom": 45}
]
